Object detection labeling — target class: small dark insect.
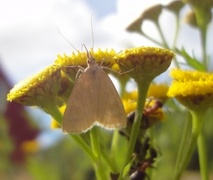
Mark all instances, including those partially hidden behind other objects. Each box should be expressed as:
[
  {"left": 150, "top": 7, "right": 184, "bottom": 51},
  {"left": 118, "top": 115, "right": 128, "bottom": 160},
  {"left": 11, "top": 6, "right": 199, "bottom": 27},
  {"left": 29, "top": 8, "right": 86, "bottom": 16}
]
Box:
[
  {"left": 119, "top": 98, "right": 163, "bottom": 141},
  {"left": 130, "top": 147, "right": 158, "bottom": 180},
  {"left": 143, "top": 98, "right": 163, "bottom": 116},
  {"left": 118, "top": 98, "right": 161, "bottom": 180},
  {"left": 142, "top": 98, "right": 163, "bottom": 128},
  {"left": 110, "top": 173, "right": 119, "bottom": 180},
  {"left": 125, "top": 98, "right": 163, "bottom": 131}
]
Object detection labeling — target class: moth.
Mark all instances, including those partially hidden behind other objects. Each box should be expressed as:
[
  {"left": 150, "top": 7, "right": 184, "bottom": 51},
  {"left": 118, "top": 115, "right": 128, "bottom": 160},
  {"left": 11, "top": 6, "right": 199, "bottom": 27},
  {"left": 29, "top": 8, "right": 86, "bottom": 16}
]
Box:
[{"left": 62, "top": 49, "right": 127, "bottom": 133}]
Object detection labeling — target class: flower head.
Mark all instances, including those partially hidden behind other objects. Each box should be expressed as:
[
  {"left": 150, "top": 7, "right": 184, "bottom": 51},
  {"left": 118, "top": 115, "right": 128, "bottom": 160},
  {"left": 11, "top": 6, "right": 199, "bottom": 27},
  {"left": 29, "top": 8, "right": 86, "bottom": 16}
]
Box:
[
  {"left": 20, "top": 140, "right": 39, "bottom": 154},
  {"left": 182, "top": 0, "right": 212, "bottom": 30},
  {"left": 123, "top": 83, "right": 168, "bottom": 113},
  {"left": 122, "top": 88, "right": 165, "bottom": 128},
  {"left": 115, "top": 47, "right": 174, "bottom": 82},
  {"left": 55, "top": 48, "right": 118, "bottom": 81},
  {"left": 126, "top": 4, "right": 163, "bottom": 33},
  {"left": 147, "top": 83, "right": 169, "bottom": 102},
  {"left": 184, "top": 10, "right": 198, "bottom": 27},
  {"left": 165, "top": 1, "right": 184, "bottom": 15},
  {"left": 55, "top": 48, "right": 117, "bottom": 68},
  {"left": 7, "top": 65, "right": 61, "bottom": 107},
  {"left": 123, "top": 95, "right": 164, "bottom": 133},
  {"left": 167, "top": 69, "right": 213, "bottom": 111}
]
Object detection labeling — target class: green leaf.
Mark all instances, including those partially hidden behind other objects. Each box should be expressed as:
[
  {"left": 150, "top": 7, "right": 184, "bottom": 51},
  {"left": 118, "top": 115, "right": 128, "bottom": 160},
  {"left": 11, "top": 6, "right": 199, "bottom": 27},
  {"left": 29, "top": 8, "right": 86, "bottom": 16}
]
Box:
[{"left": 175, "top": 47, "right": 206, "bottom": 71}]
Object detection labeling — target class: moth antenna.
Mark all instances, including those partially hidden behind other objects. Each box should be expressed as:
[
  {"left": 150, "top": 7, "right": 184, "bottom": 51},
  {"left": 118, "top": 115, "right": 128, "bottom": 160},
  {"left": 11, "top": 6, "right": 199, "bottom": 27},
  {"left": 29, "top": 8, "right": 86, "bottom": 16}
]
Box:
[
  {"left": 83, "top": 44, "right": 92, "bottom": 59},
  {"left": 57, "top": 28, "right": 80, "bottom": 53},
  {"left": 90, "top": 15, "right": 95, "bottom": 49}
]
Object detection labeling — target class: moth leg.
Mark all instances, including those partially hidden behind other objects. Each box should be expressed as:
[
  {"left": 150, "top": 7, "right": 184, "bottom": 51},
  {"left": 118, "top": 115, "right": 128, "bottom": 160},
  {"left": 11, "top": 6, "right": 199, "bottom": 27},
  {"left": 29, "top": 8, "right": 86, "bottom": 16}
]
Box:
[{"left": 75, "top": 66, "right": 85, "bottom": 79}]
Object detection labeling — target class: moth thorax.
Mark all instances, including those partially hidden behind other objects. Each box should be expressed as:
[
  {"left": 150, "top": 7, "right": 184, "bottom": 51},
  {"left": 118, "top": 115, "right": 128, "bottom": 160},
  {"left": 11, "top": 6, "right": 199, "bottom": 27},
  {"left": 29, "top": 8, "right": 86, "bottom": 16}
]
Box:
[{"left": 87, "top": 57, "right": 96, "bottom": 67}]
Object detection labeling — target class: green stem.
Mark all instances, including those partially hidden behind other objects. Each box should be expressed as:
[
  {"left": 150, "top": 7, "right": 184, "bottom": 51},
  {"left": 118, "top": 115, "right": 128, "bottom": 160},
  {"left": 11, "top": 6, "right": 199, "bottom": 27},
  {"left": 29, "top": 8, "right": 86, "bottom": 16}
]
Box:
[
  {"left": 174, "top": 110, "right": 205, "bottom": 180},
  {"left": 171, "top": 14, "right": 181, "bottom": 68},
  {"left": 172, "top": 14, "right": 180, "bottom": 50},
  {"left": 193, "top": 8, "right": 208, "bottom": 70},
  {"left": 118, "top": 76, "right": 129, "bottom": 97},
  {"left": 174, "top": 115, "right": 192, "bottom": 178},
  {"left": 71, "top": 135, "right": 97, "bottom": 163},
  {"left": 111, "top": 130, "right": 120, "bottom": 155},
  {"left": 90, "top": 127, "right": 108, "bottom": 180},
  {"left": 72, "top": 134, "right": 107, "bottom": 180},
  {"left": 199, "top": 27, "right": 208, "bottom": 70},
  {"left": 48, "top": 103, "right": 108, "bottom": 179},
  {"left": 110, "top": 130, "right": 121, "bottom": 172},
  {"left": 102, "top": 145, "right": 119, "bottom": 173},
  {"left": 197, "top": 130, "right": 209, "bottom": 180},
  {"left": 118, "top": 77, "right": 152, "bottom": 179},
  {"left": 44, "top": 104, "right": 63, "bottom": 124},
  {"left": 48, "top": 106, "right": 106, "bottom": 180},
  {"left": 156, "top": 21, "right": 169, "bottom": 48},
  {"left": 140, "top": 31, "right": 163, "bottom": 47}
]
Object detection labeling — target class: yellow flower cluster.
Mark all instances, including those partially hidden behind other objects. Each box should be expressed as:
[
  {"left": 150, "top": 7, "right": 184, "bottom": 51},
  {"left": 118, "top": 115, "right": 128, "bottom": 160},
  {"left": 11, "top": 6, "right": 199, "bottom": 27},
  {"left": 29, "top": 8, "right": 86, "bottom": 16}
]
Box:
[
  {"left": 167, "top": 69, "right": 213, "bottom": 97},
  {"left": 7, "top": 49, "right": 117, "bottom": 106},
  {"left": 7, "top": 47, "right": 173, "bottom": 127},
  {"left": 167, "top": 69, "right": 213, "bottom": 110}
]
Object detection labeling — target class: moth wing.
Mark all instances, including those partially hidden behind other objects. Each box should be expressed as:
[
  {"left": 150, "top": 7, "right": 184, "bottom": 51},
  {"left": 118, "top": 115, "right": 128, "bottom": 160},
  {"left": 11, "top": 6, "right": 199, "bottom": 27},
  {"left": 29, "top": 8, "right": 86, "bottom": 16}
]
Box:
[
  {"left": 96, "top": 69, "right": 127, "bottom": 128},
  {"left": 62, "top": 70, "right": 98, "bottom": 133}
]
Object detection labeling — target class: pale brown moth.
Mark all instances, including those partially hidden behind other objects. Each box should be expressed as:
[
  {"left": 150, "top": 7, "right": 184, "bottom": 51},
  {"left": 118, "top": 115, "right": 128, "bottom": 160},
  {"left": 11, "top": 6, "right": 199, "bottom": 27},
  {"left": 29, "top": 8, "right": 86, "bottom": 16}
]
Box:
[{"left": 62, "top": 49, "right": 127, "bottom": 133}]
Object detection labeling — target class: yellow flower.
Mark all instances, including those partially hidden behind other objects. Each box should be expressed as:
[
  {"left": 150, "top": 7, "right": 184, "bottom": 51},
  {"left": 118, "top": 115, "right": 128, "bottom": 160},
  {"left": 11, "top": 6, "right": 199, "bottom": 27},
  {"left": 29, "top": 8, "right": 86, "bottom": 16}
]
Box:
[
  {"left": 123, "top": 96, "right": 164, "bottom": 133},
  {"left": 7, "top": 65, "right": 61, "bottom": 107},
  {"left": 55, "top": 48, "right": 117, "bottom": 68},
  {"left": 122, "top": 99, "right": 137, "bottom": 115},
  {"left": 168, "top": 69, "right": 213, "bottom": 179},
  {"left": 167, "top": 69, "right": 213, "bottom": 110},
  {"left": 115, "top": 47, "right": 174, "bottom": 82},
  {"left": 55, "top": 48, "right": 118, "bottom": 82},
  {"left": 147, "top": 83, "right": 169, "bottom": 102},
  {"left": 168, "top": 69, "right": 213, "bottom": 96},
  {"left": 51, "top": 119, "right": 61, "bottom": 129},
  {"left": 123, "top": 83, "right": 169, "bottom": 107},
  {"left": 20, "top": 140, "right": 39, "bottom": 154},
  {"left": 122, "top": 88, "right": 165, "bottom": 122}
]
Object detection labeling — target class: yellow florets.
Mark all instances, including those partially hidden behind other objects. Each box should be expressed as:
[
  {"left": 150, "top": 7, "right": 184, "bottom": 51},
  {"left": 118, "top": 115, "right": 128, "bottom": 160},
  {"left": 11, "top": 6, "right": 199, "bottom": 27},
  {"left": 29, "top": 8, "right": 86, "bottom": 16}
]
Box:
[
  {"left": 147, "top": 84, "right": 169, "bottom": 101},
  {"left": 115, "top": 47, "right": 174, "bottom": 82},
  {"left": 168, "top": 69, "right": 213, "bottom": 97},
  {"left": 7, "top": 65, "right": 61, "bottom": 106},
  {"left": 167, "top": 69, "right": 213, "bottom": 111},
  {"left": 55, "top": 48, "right": 117, "bottom": 68},
  {"left": 122, "top": 84, "right": 166, "bottom": 121},
  {"left": 20, "top": 140, "right": 39, "bottom": 154}
]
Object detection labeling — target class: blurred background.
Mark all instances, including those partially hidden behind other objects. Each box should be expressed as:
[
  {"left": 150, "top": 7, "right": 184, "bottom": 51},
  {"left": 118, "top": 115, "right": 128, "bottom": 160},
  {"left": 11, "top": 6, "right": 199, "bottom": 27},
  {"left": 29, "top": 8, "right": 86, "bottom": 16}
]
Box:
[{"left": 0, "top": 0, "right": 213, "bottom": 179}]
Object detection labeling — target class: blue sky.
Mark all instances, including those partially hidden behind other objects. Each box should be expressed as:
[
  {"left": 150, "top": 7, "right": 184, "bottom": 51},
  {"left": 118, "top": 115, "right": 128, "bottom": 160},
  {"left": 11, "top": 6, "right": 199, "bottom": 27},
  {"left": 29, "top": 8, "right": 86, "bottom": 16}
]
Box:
[{"left": 0, "top": 0, "right": 175, "bottom": 83}]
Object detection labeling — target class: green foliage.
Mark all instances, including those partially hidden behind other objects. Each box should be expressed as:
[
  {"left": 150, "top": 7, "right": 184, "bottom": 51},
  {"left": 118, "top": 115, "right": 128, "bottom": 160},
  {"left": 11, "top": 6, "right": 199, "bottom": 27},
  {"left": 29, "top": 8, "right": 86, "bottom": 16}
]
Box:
[{"left": 176, "top": 47, "right": 206, "bottom": 71}]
